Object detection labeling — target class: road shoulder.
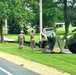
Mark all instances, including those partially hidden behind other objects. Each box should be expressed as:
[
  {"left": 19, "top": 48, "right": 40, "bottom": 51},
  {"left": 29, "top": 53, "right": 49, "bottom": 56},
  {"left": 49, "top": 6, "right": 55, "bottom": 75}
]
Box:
[{"left": 0, "top": 52, "right": 70, "bottom": 75}]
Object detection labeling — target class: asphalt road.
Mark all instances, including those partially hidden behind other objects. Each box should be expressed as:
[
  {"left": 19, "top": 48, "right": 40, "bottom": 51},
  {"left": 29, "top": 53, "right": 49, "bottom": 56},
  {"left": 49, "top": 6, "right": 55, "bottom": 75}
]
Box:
[{"left": 0, "top": 58, "right": 40, "bottom": 75}]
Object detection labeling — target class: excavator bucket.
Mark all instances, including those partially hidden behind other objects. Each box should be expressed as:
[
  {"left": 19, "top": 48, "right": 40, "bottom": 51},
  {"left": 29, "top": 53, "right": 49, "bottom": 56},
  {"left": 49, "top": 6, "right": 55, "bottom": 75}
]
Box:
[{"left": 52, "top": 36, "right": 65, "bottom": 53}]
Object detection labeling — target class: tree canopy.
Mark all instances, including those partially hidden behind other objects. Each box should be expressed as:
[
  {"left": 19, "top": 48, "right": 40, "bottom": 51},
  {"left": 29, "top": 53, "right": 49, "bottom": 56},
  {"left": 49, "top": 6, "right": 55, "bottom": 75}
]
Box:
[{"left": 0, "top": 0, "right": 76, "bottom": 42}]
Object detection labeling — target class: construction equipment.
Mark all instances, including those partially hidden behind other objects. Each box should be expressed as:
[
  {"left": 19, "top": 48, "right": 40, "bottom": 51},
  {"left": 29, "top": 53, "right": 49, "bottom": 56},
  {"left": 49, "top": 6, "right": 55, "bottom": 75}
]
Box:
[
  {"left": 40, "top": 28, "right": 76, "bottom": 53},
  {"left": 65, "top": 29, "right": 76, "bottom": 53}
]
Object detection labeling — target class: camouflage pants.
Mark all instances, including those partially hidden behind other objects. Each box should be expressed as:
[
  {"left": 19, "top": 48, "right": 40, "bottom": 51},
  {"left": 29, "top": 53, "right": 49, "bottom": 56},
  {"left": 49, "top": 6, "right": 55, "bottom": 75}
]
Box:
[
  {"left": 19, "top": 41, "right": 24, "bottom": 49},
  {"left": 30, "top": 40, "right": 35, "bottom": 49}
]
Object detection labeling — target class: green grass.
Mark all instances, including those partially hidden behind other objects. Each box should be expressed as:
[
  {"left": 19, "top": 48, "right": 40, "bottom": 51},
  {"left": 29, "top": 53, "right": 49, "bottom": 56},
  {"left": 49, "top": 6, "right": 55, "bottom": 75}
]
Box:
[
  {"left": 4, "top": 27, "right": 76, "bottom": 42},
  {"left": 4, "top": 27, "right": 40, "bottom": 42},
  {"left": 56, "top": 27, "right": 76, "bottom": 35},
  {"left": 2, "top": 27, "right": 76, "bottom": 75},
  {"left": 0, "top": 43, "right": 76, "bottom": 75},
  {"left": 4, "top": 33, "right": 40, "bottom": 43}
]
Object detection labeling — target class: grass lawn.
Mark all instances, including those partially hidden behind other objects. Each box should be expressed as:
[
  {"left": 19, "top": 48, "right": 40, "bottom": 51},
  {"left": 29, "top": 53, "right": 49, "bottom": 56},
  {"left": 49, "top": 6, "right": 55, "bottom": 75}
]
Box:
[
  {"left": 0, "top": 43, "right": 76, "bottom": 75},
  {"left": 4, "top": 27, "right": 76, "bottom": 42},
  {"left": 56, "top": 27, "right": 76, "bottom": 35},
  {"left": 1, "top": 27, "right": 76, "bottom": 75},
  {"left": 4, "top": 33, "right": 40, "bottom": 43}
]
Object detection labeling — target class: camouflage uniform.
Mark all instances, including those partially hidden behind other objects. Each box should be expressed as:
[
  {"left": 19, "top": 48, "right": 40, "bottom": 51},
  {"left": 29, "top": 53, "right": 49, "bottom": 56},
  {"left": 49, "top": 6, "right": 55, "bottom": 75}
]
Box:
[
  {"left": 18, "top": 31, "right": 25, "bottom": 49},
  {"left": 41, "top": 32, "right": 48, "bottom": 48},
  {"left": 41, "top": 32, "right": 48, "bottom": 41},
  {"left": 30, "top": 29, "right": 35, "bottom": 49}
]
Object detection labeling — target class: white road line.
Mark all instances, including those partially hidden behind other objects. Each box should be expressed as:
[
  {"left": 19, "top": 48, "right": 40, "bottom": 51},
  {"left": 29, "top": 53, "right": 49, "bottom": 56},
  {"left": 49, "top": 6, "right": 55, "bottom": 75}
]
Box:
[{"left": 0, "top": 67, "right": 13, "bottom": 75}]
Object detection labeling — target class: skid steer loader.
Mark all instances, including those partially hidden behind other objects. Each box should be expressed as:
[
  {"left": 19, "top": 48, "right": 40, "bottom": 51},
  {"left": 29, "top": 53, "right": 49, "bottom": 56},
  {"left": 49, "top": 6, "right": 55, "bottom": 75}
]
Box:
[{"left": 40, "top": 28, "right": 76, "bottom": 53}]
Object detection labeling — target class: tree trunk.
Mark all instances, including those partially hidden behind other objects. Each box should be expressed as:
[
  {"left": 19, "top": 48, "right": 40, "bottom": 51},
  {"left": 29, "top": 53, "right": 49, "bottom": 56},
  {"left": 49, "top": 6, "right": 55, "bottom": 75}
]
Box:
[
  {"left": 63, "top": 0, "right": 69, "bottom": 43},
  {"left": 5, "top": 19, "right": 8, "bottom": 35},
  {"left": 0, "top": 20, "right": 4, "bottom": 43},
  {"left": 0, "top": 24, "right": 1, "bottom": 42}
]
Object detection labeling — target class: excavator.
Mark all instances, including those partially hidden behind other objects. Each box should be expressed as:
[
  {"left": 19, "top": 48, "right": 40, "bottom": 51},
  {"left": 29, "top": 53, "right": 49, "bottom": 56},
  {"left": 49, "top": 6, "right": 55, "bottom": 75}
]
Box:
[{"left": 40, "top": 27, "right": 76, "bottom": 53}]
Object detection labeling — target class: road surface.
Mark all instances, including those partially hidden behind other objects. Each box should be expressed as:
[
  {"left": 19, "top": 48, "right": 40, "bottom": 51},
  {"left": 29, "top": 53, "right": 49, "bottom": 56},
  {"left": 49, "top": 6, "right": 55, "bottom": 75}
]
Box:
[{"left": 0, "top": 58, "right": 40, "bottom": 75}]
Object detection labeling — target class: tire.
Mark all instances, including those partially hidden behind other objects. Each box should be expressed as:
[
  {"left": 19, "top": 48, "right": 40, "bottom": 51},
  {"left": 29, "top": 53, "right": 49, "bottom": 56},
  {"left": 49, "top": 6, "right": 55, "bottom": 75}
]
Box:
[{"left": 69, "top": 42, "right": 76, "bottom": 53}]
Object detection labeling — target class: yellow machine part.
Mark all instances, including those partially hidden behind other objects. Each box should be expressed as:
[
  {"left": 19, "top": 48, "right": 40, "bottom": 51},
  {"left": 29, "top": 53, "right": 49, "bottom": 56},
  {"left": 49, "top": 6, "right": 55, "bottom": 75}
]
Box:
[{"left": 52, "top": 36, "right": 65, "bottom": 53}]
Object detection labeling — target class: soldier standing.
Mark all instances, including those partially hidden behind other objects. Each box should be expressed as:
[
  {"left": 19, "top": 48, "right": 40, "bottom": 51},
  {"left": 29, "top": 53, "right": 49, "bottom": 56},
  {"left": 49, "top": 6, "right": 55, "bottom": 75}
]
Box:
[
  {"left": 18, "top": 31, "right": 25, "bottom": 49},
  {"left": 41, "top": 32, "right": 48, "bottom": 48},
  {"left": 30, "top": 29, "right": 35, "bottom": 49}
]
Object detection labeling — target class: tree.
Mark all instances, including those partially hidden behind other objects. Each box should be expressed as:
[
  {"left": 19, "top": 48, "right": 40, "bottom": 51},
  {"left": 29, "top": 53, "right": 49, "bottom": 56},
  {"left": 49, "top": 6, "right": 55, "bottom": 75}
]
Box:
[
  {"left": 23, "top": 0, "right": 39, "bottom": 33},
  {"left": 68, "top": 0, "right": 76, "bottom": 26},
  {"left": 5, "top": 0, "right": 35, "bottom": 34},
  {"left": 43, "top": 0, "right": 56, "bottom": 27},
  {"left": 0, "top": 0, "right": 37, "bottom": 42},
  {"left": 0, "top": 20, "right": 3, "bottom": 43},
  {"left": 62, "top": 0, "right": 76, "bottom": 42},
  {"left": 0, "top": 0, "right": 9, "bottom": 42},
  {"left": 56, "top": 0, "right": 75, "bottom": 42},
  {"left": 8, "top": 0, "right": 28, "bottom": 34},
  {"left": 21, "top": 0, "right": 64, "bottom": 33}
]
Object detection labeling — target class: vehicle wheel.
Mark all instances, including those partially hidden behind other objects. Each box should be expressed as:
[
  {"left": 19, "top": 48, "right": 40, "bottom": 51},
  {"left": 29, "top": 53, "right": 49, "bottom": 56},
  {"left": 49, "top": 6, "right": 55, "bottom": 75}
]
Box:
[{"left": 69, "top": 42, "right": 76, "bottom": 53}]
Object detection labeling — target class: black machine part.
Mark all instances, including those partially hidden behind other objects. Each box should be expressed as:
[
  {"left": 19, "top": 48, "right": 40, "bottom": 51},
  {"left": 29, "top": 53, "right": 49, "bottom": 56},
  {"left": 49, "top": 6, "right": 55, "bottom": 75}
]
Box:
[
  {"left": 66, "top": 34, "right": 76, "bottom": 53},
  {"left": 62, "top": 28, "right": 76, "bottom": 53}
]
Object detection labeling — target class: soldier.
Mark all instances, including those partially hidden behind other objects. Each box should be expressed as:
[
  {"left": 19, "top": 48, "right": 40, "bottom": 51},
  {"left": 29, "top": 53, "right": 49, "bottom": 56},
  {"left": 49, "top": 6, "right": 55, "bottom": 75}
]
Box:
[
  {"left": 41, "top": 32, "right": 48, "bottom": 48},
  {"left": 41, "top": 32, "right": 48, "bottom": 41},
  {"left": 18, "top": 30, "right": 25, "bottom": 49},
  {"left": 30, "top": 29, "right": 35, "bottom": 49}
]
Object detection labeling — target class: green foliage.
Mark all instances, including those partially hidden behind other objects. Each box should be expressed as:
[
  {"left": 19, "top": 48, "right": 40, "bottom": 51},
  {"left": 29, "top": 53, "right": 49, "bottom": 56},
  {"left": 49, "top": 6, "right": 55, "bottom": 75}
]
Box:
[
  {"left": 55, "top": 8, "right": 64, "bottom": 22},
  {"left": 71, "top": 6, "right": 76, "bottom": 26},
  {"left": 25, "top": 0, "right": 39, "bottom": 25},
  {"left": 8, "top": 19, "right": 21, "bottom": 34},
  {"left": 43, "top": 0, "right": 56, "bottom": 27},
  {"left": 0, "top": 1, "right": 9, "bottom": 19},
  {"left": 0, "top": 0, "right": 36, "bottom": 34},
  {"left": 0, "top": 0, "right": 64, "bottom": 34},
  {"left": 8, "top": 16, "right": 28, "bottom": 34},
  {"left": 8, "top": 0, "right": 34, "bottom": 34},
  {"left": 26, "top": 0, "right": 64, "bottom": 32}
]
